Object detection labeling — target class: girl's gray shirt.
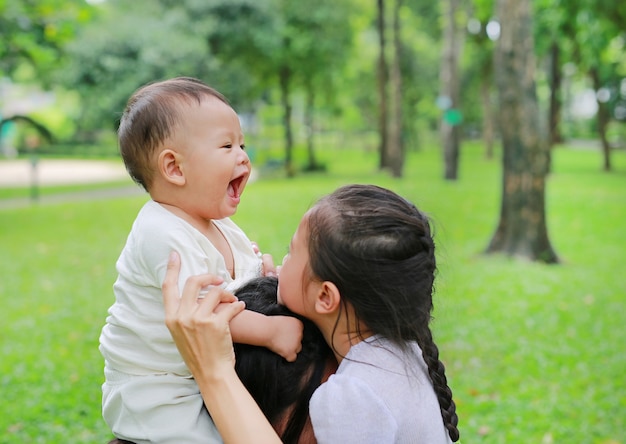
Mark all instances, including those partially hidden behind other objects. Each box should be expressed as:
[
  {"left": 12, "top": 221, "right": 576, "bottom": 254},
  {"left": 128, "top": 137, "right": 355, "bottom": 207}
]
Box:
[{"left": 309, "top": 335, "right": 453, "bottom": 444}]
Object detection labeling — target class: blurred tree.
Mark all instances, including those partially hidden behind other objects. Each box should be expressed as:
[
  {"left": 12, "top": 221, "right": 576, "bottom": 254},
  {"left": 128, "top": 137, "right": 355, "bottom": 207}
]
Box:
[
  {"left": 486, "top": 0, "right": 558, "bottom": 263},
  {"left": 33, "top": 0, "right": 441, "bottom": 173},
  {"left": 376, "top": 0, "right": 390, "bottom": 170},
  {"left": 200, "top": 0, "right": 279, "bottom": 108},
  {"left": 0, "top": 0, "right": 91, "bottom": 84},
  {"left": 400, "top": 1, "right": 441, "bottom": 151},
  {"left": 533, "top": 0, "right": 568, "bottom": 148},
  {"left": 60, "top": 0, "right": 357, "bottom": 170},
  {"left": 568, "top": 0, "right": 625, "bottom": 171},
  {"left": 205, "top": 0, "right": 355, "bottom": 176},
  {"left": 62, "top": 0, "right": 224, "bottom": 142},
  {"left": 464, "top": 0, "right": 497, "bottom": 159},
  {"left": 387, "top": 0, "right": 404, "bottom": 177},
  {"left": 439, "top": 0, "right": 464, "bottom": 180},
  {"left": 375, "top": 0, "right": 441, "bottom": 176},
  {"left": 284, "top": 1, "right": 355, "bottom": 172},
  {"left": 0, "top": 0, "right": 94, "bottom": 151},
  {"left": 534, "top": 0, "right": 626, "bottom": 170}
]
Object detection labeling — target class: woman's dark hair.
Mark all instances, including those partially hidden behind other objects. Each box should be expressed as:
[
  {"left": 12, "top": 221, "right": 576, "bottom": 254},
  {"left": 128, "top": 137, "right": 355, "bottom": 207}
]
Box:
[
  {"left": 306, "top": 184, "right": 460, "bottom": 442},
  {"left": 233, "top": 276, "right": 333, "bottom": 444}
]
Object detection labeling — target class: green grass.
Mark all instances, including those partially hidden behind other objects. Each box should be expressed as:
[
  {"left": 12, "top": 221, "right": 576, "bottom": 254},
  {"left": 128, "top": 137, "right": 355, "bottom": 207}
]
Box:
[
  {"left": 1, "top": 144, "right": 625, "bottom": 443},
  {"left": 0, "top": 180, "right": 133, "bottom": 200}
]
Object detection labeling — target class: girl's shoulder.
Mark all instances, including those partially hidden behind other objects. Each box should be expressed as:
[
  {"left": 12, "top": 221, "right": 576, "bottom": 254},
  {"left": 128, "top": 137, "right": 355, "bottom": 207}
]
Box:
[
  {"left": 342, "top": 336, "right": 424, "bottom": 370},
  {"left": 310, "top": 373, "right": 398, "bottom": 444},
  {"left": 311, "top": 339, "right": 452, "bottom": 444}
]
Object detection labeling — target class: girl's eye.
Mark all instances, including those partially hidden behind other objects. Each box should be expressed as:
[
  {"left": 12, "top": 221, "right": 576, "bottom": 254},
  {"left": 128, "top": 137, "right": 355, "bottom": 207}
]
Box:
[{"left": 240, "top": 144, "right": 246, "bottom": 150}]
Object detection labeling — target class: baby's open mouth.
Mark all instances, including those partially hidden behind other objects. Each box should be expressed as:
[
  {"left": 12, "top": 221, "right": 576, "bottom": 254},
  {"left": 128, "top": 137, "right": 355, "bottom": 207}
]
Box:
[{"left": 228, "top": 175, "right": 245, "bottom": 198}]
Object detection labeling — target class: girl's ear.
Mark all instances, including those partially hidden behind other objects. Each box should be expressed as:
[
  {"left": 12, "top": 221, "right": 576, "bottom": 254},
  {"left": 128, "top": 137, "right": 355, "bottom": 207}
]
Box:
[
  {"left": 315, "top": 281, "right": 341, "bottom": 315},
  {"left": 158, "top": 149, "right": 185, "bottom": 186}
]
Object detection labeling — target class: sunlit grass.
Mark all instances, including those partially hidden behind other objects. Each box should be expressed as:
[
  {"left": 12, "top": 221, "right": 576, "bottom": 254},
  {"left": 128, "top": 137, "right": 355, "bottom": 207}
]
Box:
[{"left": 0, "top": 143, "right": 624, "bottom": 443}]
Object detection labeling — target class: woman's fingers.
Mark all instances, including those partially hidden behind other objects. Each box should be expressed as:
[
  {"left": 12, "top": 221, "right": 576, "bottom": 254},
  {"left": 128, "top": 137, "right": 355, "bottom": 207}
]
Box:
[
  {"left": 162, "top": 251, "right": 227, "bottom": 315},
  {"left": 193, "top": 285, "right": 240, "bottom": 320},
  {"left": 162, "top": 250, "right": 240, "bottom": 329},
  {"left": 212, "top": 296, "right": 246, "bottom": 321},
  {"left": 162, "top": 252, "right": 245, "bottom": 375},
  {"left": 162, "top": 251, "right": 183, "bottom": 316}
]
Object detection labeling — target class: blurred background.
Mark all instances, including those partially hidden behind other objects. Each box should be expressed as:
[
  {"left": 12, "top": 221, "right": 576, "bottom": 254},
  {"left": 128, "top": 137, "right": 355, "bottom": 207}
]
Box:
[
  {"left": 1, "top": 0, "right": 625, "bottom": 443},
  {"left": 0, "top": 0, "right": 624, "bottom": 171}
]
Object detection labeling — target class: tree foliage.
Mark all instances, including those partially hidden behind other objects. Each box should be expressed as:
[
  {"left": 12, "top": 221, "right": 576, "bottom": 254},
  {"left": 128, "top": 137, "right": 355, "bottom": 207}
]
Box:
[
  {"left": 2, "top": 0, "right": 623, "bottom": 176},
  {"left": 60, "top": 0, "right": 224, "bottom": 137},
  {"left": 0, "top": 0, "right": 92, "bottom": 84},
  {"left": 202, "top": 0, "right": 356, "bottom": 175}
]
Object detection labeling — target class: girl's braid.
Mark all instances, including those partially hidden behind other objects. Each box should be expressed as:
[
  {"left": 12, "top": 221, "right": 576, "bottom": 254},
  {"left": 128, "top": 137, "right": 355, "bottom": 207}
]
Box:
[
  {"left": 418, "top": 327, "right": 460, "bottom": 442},
  {"left": 415, "top": 225, "right": 460, "bottom": 442}
]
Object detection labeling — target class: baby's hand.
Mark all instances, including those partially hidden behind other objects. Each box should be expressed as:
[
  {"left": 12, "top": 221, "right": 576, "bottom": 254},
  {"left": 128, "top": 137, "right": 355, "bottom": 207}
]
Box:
[
  {"left": 261, "top": 253, "right": 276, "bottom": 277},
  {"left": 251, "top": 241, "right": 277, "bottom": 277},
  {"left": 268, "top": 316, "right": 303, "bottom": 362}
]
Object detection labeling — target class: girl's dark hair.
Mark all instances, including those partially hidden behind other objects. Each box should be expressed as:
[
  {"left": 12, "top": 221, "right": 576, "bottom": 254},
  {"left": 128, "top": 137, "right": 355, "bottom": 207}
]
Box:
[
  {"left": 118, "top": 76, "right": 228, "bottom": 191},
  {"left": 307, "top": 184, "right": 460, "bottom": 442},
  {"left": 233, "top": 276, "right": 333, "bottom": 444}
]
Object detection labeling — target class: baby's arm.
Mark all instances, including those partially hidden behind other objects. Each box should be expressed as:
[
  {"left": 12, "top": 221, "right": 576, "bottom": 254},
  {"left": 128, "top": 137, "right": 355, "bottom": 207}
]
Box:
[{"left": 230, "top": 310, "right": 303, "bottom": 362}]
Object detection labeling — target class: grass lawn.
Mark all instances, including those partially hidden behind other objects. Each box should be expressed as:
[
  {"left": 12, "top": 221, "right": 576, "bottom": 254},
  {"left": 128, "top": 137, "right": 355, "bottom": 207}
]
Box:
[{"left": 0, "top": 143, "right": 624, "bottom": 443}]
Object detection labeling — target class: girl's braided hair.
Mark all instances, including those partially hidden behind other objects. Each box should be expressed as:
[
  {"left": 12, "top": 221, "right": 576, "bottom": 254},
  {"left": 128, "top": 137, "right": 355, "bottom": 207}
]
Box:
[{"left": 307, "top": 184, "right": 459, "bottom": 441}]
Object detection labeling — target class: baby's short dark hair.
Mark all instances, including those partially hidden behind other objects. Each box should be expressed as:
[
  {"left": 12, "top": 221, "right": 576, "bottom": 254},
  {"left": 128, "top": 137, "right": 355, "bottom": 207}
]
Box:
[{"left": 118, "top": 77, "right": 228, "bottom": 191}]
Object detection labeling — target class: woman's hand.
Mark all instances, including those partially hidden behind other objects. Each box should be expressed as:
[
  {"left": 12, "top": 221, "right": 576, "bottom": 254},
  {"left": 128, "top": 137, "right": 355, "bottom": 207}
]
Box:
[
  {"left": 162, "top": 251, "right": 282, "bottom": 443},
  {"left": 162, "top": 251, "right": 246, "bottom": 379}
]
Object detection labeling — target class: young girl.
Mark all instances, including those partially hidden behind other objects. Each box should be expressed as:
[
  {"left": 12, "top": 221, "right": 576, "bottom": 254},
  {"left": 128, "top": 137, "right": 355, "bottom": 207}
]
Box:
[{"left": 163, "top": 184, "right": 460, "bottom": 443}]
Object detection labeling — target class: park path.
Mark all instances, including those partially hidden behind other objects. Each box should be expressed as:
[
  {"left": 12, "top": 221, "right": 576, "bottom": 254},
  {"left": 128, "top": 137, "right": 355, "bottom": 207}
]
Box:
[
  {"left": 0, "top": 159, "right": 145, "bottom": 210},
  {"left": 0, "top": 158, "right": 258, "bottom": 210}
]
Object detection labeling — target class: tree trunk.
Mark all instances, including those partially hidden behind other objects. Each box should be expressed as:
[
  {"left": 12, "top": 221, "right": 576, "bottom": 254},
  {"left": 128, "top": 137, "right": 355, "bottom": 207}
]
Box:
[
  {"left": 479, "top": 64, "right": 495, "bottom": 160},
  {"left": 486, "top": 0, "right": 558, "bottom": 263},
  {"left": 279, "top": 65, "right": 295, "bottom": 177},
  {"left": 377, "top": 0, "right": 390, "bottom": 170},
  {"left": 387, "top": 0, "right": 404, "bottom": 177},
  {"left": 304, "top": 84, "right": 320, "bottom": 171},
  {"left": 589, "top": 67, "right": 612, "bottom": 172},
  {"left": 440, "top": 0, "right": 462, "bottom": 180},
  {"left": 548, "top": 41, "right": 564, "bottom": 147}
]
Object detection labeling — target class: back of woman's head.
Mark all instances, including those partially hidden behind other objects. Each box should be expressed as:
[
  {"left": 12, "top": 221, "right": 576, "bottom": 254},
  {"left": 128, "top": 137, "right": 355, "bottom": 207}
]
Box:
[
  {"left": 307, "top": 184, "right": 460, "bottom": 441},
  {"left": 233, "top": 276, "right": 333, "bottom": 443}
]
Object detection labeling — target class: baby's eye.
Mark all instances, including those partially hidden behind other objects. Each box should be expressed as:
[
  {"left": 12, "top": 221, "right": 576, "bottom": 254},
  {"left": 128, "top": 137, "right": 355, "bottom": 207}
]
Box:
[
  {"left": 222, "top": 144, "right": 232, "bottom": 149},
  {"left": 240, "top": 144, "right": 246, "bottom": 150}
]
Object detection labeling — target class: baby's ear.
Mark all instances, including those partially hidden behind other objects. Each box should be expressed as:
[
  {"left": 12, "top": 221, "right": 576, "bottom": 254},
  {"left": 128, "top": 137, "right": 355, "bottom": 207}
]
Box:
[
  {"left": 158, "top": 149, "right": 185, "bottom": 185},
  {"left": 314, "top": 281, "right": 341, "bottom": 315}
]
